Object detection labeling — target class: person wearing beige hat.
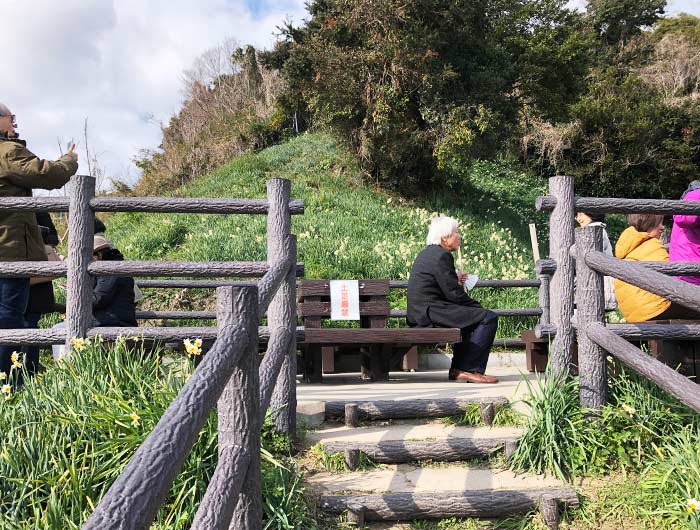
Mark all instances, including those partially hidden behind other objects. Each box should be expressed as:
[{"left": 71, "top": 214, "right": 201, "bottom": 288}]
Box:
[{"left": 0, "top": 102, "right": 79, "bottom": 375}]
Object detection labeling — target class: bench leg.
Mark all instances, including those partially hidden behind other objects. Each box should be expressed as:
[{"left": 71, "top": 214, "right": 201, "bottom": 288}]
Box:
[
  {"left": 303, "top": 345, "right": 323, "bottom": 383},
  {"left": 369, "top": 345, "right": 390, "bottom": 381},
  {"left": 650, "top": 340, "right": 692, "bottom": 376},
  {"left": 321, "top": 346, "right": 335, "bottom": 373},
  {"left": 360, "top": 349, "right": 371, "bottom": 380},
  {"left": 402, "top": 346, "right": 418, "bottom": 371},
  {"left": 525, "top": 342, "right": 548, "bottom": 372}
]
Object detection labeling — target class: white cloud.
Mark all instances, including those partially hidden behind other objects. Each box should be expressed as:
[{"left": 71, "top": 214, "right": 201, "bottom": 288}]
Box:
[{"left": 2, "top": 0, "right": 308, "bottom": 189}]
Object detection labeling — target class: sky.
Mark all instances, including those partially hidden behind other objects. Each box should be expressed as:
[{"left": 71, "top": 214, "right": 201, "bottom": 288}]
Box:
[
  {"left": 1, "top": 0, "right": 308, "bottom": 189},
  {"left": 2, "top": 0, "right": 699, "bottom": 190}
]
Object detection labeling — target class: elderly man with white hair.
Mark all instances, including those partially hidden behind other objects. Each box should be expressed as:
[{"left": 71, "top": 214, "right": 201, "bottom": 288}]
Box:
[
  {"left": 407, "top": 216, "right": 499, "bottom": 383},
  {"left": 0, "top": 102, "right": 78, "bottom": 375}
]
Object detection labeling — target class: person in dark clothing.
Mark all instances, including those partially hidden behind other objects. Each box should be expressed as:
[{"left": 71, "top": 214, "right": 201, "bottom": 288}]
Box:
[
  {"left": 94, "top": 216, "right": 106, "bottom": 236},
  {"left": 92, "top": 235, "right": 136, "bottom": 327},
  {"left": 23, "top": 212, "right": 61, "bottom": 376},
  {"left": 407, "top": 216, "right": 499, "bottom": 383}
]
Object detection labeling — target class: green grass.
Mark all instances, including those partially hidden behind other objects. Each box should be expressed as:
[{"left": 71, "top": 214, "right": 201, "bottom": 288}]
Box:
[
  {"left": 0, "top": 344, "right": 315, "bottom": 530},
  {"left": 100, "top": 132, "right": 545, "bottom": 338},
  {"left": 509, "top": 364, "right": 700, "bottom": 528},
  {"left": 442, "top": 402, "right": 526, "bottom": 428}
]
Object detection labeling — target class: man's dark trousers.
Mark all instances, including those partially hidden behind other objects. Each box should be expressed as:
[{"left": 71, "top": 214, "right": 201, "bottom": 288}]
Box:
[
  {"left": 0, "top": 278, "right": 29, "bottom": 374},
  {"left": 451, "top": 310, "right": 498, "bottom": 374}
]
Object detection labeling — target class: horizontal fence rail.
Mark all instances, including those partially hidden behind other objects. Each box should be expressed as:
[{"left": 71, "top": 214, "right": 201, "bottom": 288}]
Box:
[
  {"left": 0, "top": 196, "right": 304, "bottom": 215},
  {"left": 587, "top": 323, "right": 700, "bottom": 412},
  {"left": 0, "top": 261, "right": 305, "bottom": 279},
  {"left": 606, "top": 323, "right": 700, "bottom": 340},
  {"left": 583, "top": 250, "right": 700, "bottom": 312},
  {"left": 390, "top": 279, "right": 540, "bottom": 289},
  {"left": 136, "top": 277, "right": 541, "bottom": 290},
  {"left": 539, "top": 258, "right": 700, "bottom": 277},
  {"left": 536, "top": 195, "right": 700, "bottom": 215},
  {"left": 0, "top": 326, "right": 305, "bottom": 346}
]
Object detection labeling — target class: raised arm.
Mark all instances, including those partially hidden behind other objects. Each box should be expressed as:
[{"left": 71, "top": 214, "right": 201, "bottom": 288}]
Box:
[{"left": 3, "top": 143, "right": 77, "bottom": 190}]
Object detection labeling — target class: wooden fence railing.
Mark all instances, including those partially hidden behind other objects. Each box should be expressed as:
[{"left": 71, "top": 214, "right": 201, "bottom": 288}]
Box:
[
  {"left": 0, "top": 177, "right": 302, "bottom": 529},
  {"left": 129, "top": 279, "right": 546, "bottom": 350},
  {"left": 535, "top": 176, "right": 700, "bottom": 414}
]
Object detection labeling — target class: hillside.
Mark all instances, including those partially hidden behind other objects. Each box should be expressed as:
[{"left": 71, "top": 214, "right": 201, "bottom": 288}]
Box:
[{"left": 106, "top": 132, "right": 547, "bottom": 336}]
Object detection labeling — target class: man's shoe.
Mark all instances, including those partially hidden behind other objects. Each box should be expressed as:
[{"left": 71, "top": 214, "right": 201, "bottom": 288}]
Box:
[{"left": 448, "top": 368, "right": 498, "bottom": 384}]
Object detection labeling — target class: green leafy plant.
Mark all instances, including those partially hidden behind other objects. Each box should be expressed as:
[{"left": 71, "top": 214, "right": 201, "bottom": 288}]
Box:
[{"left": 0, "top": 342, "right": 314, "bottom": 530}]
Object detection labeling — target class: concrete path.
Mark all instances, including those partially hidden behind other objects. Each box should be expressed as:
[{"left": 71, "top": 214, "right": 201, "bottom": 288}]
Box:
[{"left": 297, "top": 366, "right": 535, "bottom": 415}]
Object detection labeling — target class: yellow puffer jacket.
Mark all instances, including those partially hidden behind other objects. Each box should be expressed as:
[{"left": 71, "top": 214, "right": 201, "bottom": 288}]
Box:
[{"left": 614, "top": 226, "right": 671, "bottom": 322}]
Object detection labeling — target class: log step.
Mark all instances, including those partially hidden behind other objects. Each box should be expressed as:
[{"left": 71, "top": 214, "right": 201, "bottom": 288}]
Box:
[
  {"left": 324, "top": 397, "right": 509, "bottom": 421},
  {"left": 308, "top": 424, "right": 522, "bottom": 463},
  {"left": 319, "top": 488, "right": 579, "bottom": 521},
  {"left": 308, "top": 466, "right": 578, "bottom": 521}
]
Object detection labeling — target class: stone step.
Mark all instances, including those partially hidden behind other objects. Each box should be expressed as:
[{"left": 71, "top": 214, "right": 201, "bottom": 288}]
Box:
[
  {"left": 307, "top": 423, "right": 522, "bottom": 463},
  {"left": 307, "top": 465, "right": 579, "bottom": 522},
  {"left": 324, "top": 397, "right": 509, "bottom": 422}
]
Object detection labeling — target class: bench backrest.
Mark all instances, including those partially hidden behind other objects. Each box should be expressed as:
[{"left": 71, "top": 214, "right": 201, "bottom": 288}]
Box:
[{"left": 298, "top": 279, "right": 391, "bottom": 321}]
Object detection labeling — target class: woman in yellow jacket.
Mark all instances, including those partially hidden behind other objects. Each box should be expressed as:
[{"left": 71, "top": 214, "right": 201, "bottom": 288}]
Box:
[{"left": 615, "top": 213, "right": 700, "bottom": 321}]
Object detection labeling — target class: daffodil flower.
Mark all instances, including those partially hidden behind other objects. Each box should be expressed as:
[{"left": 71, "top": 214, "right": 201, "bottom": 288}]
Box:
[
  {"left": 0, "top": 372, "right": 6, "bottom": 381},
  {"left": 70, "top": 337, "right": 88, "bottom": 352},
  {"left": 621, "top": 404, "right": 636, "bottom": 416},
  {"left": 1, "top": 385, "right": 11, "bottom": 395},
  {"left": 183, "top": 338, "right": 202, "bottom": 357},
  {"left": 688, "top": 498, "right": 699, "bottom": 513},
  {"left": 130, "top": 412, "right": 140, "bottom": 427},
  {"left": 10, "top": 352, "right": 19, "bottom": 363}
]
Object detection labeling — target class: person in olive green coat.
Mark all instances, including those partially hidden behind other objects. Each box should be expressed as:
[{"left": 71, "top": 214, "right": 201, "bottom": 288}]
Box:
[{"left": 0, "top": 102, "right": 78, "bottom": 376}]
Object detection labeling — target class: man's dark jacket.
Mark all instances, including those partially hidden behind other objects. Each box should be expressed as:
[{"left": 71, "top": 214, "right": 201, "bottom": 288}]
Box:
[{"left": 407, "top": 245, "right": 487, "bottom": 329}]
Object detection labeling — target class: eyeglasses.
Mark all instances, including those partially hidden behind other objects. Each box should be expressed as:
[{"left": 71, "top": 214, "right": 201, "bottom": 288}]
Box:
[{"left": 0, "top": 114, "right": 16, "bottom": 126}]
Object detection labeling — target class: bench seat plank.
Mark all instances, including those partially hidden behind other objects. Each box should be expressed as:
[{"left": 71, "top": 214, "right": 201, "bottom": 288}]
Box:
[{"left": 304, "top": 327, "right": 461, "bottom": 344}]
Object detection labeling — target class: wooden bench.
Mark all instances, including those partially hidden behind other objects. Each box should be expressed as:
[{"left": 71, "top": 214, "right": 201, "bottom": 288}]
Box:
[
  {"left": 299, "top": 279, "right": 461, "bottom": 383},
  {"left": 645, "top": 320, "right": 700, "bottom": 380},
  {"left": 522, "top": 320, "right": 699, "bottom": 379}
]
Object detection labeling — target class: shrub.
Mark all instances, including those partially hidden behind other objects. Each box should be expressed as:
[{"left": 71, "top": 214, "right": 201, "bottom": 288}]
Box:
[
  {"left": 510, "top": 364, "right": 700, "bottom": 527},
  {"left": 0, "top": 342, "right": 314, "bottom": 529}
]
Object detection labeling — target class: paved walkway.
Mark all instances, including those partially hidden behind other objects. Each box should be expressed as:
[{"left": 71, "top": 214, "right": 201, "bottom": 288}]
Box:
[{"left": 297, "top": 365, "right": 535, "bottom": 414}]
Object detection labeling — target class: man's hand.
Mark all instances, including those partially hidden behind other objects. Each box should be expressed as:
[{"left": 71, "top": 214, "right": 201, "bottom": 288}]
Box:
[
  {"left": 66, "top": 143, "right": 79, "bottom": 162},
  {"left": 457, "top": 272, "right": 468, "bottom": 286}
]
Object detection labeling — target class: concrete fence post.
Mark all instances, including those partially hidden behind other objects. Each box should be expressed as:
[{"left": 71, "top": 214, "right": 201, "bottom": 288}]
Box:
[
  {"left": 548, "top": 175, "right": 575, "bottom": 374},
  {"left": 217, "top": 285, "right": 261, "bottom": 529},
  {"left": 266, "top": 178, "right": 297, "bottom": 437},
  {"left": 66, "top": 175, "right": 95, "bottom": 347},
  {"left": 574, "top": 226, "right": 608, "bottom": 413}
]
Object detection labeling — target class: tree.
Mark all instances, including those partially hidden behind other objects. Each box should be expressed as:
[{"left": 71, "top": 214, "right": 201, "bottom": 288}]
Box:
[
  {"left": 587, "top": 0, "right": 665, "bottom": 45},
  {"left": 262, "top": 0, "right": 585, "bottom": 193}
]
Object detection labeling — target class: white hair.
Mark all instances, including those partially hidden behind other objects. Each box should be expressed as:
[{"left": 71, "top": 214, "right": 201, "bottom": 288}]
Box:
[{"left": 426, "top": 216, "right": 458, "bottom": 245}]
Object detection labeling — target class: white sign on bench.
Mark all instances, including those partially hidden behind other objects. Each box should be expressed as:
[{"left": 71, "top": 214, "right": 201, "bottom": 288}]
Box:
[{"left": 330, "top": 280, "right": 360, "bottom": 320}]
